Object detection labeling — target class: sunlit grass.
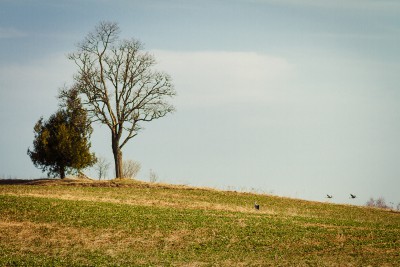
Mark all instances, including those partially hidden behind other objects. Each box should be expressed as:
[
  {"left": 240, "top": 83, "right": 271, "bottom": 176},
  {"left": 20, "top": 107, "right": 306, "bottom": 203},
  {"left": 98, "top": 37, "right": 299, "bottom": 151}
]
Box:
[{"left": 0, "top": 179, "right": 399, "bottom": 266}]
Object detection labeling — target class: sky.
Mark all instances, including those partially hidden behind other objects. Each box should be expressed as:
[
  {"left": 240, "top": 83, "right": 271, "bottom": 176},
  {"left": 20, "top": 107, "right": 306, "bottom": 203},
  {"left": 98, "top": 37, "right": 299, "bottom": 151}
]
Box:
[{"left": 1, "top": 0, "right": 399, "bottom": 206}]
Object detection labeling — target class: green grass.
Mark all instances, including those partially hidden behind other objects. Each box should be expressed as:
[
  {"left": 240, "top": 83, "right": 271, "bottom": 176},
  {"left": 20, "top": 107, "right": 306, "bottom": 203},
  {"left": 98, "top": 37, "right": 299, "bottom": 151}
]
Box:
[{"left": 0, "top": 180, "right": 399, "bottom": 266}]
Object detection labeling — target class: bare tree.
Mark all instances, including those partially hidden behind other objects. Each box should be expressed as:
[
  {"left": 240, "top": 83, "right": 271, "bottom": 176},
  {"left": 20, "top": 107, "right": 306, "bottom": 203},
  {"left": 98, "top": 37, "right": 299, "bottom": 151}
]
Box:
[
  {"left": 69, "top": 22, "right": 176, "bottom": 178},
  {"left": 95, "top": 156, "right": 111, "bottom": 180},
  {"left": 365, "top": 197, "right": 390, "bottom": 209},
  {"left": 149, "top": 169, "right": 159, "bottom": 183},
  {"left": 375, "top": 197, "right": 388, "bottom": 209},
  {"left": 366, "top": 197, "right": 375, "bottom": 207},
  {"left": 122, "top": 160, "right": 141, "bottom": 178}
]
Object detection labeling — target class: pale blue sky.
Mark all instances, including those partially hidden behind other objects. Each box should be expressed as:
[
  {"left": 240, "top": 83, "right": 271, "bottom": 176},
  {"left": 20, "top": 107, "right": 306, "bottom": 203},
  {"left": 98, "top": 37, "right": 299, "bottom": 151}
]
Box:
[{"left": 1, "top": 0, "right": 399, "bottom": 206}]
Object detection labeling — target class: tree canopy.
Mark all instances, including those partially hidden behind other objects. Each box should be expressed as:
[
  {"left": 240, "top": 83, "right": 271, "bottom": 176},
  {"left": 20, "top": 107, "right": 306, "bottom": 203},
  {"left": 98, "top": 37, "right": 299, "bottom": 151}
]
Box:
[{"left": 28, "top": 88, "right": 96, "bottom": 178}]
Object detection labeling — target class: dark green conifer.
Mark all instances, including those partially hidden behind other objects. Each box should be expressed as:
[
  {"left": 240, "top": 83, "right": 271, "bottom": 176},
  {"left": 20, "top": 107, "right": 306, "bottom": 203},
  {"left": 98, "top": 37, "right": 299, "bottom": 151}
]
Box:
[{"left": 28, "top": 87, "right": 96, "bottom": 178}]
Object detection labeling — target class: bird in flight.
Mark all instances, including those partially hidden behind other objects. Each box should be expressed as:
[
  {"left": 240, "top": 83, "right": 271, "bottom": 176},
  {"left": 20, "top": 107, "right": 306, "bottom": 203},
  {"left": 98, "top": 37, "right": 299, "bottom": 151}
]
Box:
[
  {"left": 326, "top": 194, "right": 333, "bottom": 199},
  {"left": 350, "top": 194, "right": 356, "bottom": 199}
]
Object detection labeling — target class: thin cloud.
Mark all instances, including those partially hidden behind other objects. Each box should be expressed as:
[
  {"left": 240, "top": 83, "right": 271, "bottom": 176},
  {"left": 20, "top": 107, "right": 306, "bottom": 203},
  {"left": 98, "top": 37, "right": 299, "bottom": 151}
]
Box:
[
  {"left": 0, "top": 52, "right": 75, "bottom": 115},
  {"left": 152, "top": 50, "right": 294, "bottom": 108},
  {"left": 0, "top": 27, "right": 27, "bottom": 39},
  {"left": 247, "top": 0, "right": 400, "bottom": 10}
]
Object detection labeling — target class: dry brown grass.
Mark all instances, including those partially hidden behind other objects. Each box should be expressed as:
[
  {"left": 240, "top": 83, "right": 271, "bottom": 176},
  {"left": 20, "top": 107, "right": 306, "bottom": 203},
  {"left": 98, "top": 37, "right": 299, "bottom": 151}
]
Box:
[
  {"left": 0, "top": 219, "right": 215, "bottom": 264},
  {"left": 1, "top": 220, "right": 134, "bottom": 253}
]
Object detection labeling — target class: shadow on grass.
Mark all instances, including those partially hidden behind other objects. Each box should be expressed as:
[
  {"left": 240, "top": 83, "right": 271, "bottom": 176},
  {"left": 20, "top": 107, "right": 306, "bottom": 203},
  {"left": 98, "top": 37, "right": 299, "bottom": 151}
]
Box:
[{"left": 0, "top": 179, "right": 34, "bottom": 185}]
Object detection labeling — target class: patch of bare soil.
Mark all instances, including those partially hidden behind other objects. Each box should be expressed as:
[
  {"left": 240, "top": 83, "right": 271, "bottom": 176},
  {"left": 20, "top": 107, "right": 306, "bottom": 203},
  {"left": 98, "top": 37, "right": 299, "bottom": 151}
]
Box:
[
  {"left": 0, "top": 178, "right": 199, "bottom": 190},
  {"left": 0, "top": 178, "right": 95, "bottom": 186}
]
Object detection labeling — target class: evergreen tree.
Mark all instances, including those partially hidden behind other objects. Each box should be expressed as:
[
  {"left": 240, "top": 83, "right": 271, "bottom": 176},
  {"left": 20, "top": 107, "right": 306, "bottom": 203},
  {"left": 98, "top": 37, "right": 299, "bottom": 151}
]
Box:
[{"left": 28, "top": 88, "right": 96, "bottom": 178}]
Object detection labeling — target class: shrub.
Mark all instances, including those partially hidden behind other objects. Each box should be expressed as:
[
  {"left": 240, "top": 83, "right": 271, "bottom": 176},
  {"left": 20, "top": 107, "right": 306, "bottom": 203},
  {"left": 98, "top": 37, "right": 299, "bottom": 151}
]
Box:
[
  {"left": 149, "top": 169, "right": 159, "bottom": 183},
  {"left": 365, "top": 197, "right": 390, "bottom": 209},
  {"left": 122, "top": 160, "right": 141, "bottom": 179}
]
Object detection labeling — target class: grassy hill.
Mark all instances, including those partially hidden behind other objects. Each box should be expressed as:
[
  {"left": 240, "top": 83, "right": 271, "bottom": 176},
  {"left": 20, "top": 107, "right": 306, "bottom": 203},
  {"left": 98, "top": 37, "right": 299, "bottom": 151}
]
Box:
[{"left": 0, "top": 179, "right": 399, "bottom": 266}]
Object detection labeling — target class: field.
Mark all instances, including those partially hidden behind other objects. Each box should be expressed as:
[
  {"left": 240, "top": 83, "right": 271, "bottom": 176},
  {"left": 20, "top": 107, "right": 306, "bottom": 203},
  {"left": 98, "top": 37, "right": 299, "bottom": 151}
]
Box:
[{"left": 0, "top": 179, "right": 399, "bottom": 266}]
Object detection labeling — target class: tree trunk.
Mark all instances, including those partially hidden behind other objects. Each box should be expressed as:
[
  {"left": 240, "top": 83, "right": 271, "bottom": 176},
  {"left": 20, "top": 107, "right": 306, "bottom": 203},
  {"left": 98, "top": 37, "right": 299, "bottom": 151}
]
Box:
[
  {"left": 112, "top": 138, "right": 123, "bottom": 178},
  {"left": 60, "top": 166, "right": 66, "bottom": 179}
]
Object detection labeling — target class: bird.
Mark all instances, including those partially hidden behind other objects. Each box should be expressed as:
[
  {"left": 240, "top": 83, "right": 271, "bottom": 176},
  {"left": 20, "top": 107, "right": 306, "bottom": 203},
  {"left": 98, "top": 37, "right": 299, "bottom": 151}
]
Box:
[
  {"left": 350, "top": 194, "right": 356, "bottom": 199},
  {"left": 254, "top": 202, "right": 260, "bottom": 210},
  {"left": 326, "top": 194, "right": 333, "bottom": 199}
]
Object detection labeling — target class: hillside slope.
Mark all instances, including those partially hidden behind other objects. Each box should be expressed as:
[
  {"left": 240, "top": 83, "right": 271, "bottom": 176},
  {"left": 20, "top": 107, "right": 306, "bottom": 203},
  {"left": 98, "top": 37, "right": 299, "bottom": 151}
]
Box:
[{"left": 1, "top": 179, "right": 399, "bottom": 266}]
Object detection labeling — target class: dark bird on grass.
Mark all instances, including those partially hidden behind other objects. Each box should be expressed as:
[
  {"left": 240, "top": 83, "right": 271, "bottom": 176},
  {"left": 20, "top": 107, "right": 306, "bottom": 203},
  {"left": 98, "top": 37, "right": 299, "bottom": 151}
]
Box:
[
  {"left": 254, "top": 202, "right": 260, "bottom": 210},
  {"left": 327, "top": 194, "right": 333, "bottom": 199},
  {"left": 350, "top": 194, "right": 356, "bottom": 199}
]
